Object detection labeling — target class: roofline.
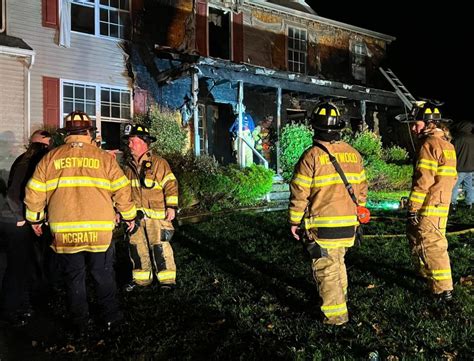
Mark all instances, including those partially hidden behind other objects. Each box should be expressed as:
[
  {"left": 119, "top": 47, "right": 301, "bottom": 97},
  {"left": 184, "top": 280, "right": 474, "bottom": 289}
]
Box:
[
  {"left": 0, "top": 45, "right": 36, "bottom": 57},
  {"left": 245, "top": 0, "right": 396, "bottom": 43}
]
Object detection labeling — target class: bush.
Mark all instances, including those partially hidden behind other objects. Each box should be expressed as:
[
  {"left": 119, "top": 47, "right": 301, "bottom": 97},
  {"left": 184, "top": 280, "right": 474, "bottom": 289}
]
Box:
[
  {"left": 366, "top": 159, "right": 413, "bottom": 191},
  {"left": 280, "top": 123, "right": 313, "bottom": 181},
  {"left": 346, "top": 131, "right": 383, "bottom": 163},
  {"left": 141, "top": 106, "right": 187, "bottom": 156},
  {"left": 168, "top": 153, "right": 274, "bottom": 211},
  {"left": 224, "top": 164, "right": 274, "bottom": 206},
  {"left": 383, "top": 145, "right": 409, "bottom": 163}
]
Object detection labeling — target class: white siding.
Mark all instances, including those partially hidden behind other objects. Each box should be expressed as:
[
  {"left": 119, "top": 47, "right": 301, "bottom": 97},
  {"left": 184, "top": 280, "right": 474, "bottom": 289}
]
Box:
[
  {"left": 0, "top": 54, "right": 26, "bottom": 171},
  {"left": 7, "top": 0, "right": 132, "bottom": 130}
]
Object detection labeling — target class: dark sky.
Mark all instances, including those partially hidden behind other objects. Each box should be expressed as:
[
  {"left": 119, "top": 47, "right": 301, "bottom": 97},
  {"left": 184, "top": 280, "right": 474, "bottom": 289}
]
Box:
[{"left": 306, "top": 1, "right": 471, "bottom": 120}]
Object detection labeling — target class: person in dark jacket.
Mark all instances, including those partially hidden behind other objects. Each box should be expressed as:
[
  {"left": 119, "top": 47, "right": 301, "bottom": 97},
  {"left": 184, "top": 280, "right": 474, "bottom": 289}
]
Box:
[
  {"left": 0, "top": 130, "right": 51, "bottom": 325},
  {"left": 451, "top": 121, "right": 474, "bottom": 210}
]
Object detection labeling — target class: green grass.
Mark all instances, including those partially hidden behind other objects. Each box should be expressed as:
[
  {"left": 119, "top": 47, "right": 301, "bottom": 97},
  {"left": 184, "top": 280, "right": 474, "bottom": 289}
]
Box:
[{"left": 7, "top": 210, "right": 473, "bottom": 360}]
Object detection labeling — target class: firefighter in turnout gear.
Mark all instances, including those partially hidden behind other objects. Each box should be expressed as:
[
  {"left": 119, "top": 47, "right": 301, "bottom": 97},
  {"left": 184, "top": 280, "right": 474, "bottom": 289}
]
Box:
[
  {"left": 289, "top": 102, "right": 368, "bottom": 325},
  {"left": 406, "top": 101, "right": 457, "bottom": 301},
  {"left": 24, "top": 111, "right": 136, "bottom": 333},
  {"left": 123, "top": 124, "right": 178, "bottom": 289}
]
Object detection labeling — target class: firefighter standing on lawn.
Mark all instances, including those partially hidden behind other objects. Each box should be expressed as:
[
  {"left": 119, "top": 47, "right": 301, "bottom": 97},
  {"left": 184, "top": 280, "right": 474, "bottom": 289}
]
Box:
[
  {"left": 24, "top": 111, "right": 136, "bottom": 333},
  {"left": 406, "top": 101, "right": 457, "bottom": 301},
  {"left": 289, "top": 102, "right": 367, "bottom": 325},
  {"left": 122, "top": 124, "right": 178, "bottom": 290}
]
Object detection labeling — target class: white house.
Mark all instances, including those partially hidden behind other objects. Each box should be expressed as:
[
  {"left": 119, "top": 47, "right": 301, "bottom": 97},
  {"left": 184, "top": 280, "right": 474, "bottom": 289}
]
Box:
[{"left": 0, "top": 0, "right": 142, "bottom": 173}]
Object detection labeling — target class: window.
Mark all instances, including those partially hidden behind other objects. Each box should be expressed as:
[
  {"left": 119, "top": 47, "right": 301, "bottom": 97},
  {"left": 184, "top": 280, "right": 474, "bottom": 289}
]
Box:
[
  {"left": 62, "top": 81, "right": 131, "bottom": 149},
  {"left": 208, "top": 7, "right": 231, "bottom": 60},
  {"left": 288, "top": 26, "right": 307, "bottom": 74},
  {"left": 197, "top": 104, "right": 207, "bottom": 155},
  {"left": 352, "top": 42, "right": 367, "bottom": 83},
  {"left": 71, "top": 0, "right": 130, "bottom": 39}
]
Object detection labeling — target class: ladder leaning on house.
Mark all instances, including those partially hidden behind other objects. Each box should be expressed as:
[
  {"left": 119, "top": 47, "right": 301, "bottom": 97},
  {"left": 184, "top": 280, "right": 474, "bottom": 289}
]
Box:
[{"left": 379, "top": 67, "right": 417, "bottom": 111}]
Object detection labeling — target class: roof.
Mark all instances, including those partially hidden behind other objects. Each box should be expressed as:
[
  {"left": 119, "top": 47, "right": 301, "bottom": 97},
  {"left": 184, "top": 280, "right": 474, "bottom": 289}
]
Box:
[
  {"left": 0, "top": 34, "right": 33, "bottom": 51},
  {"left": 246, "top": 0, "right": 396, "bottom": 43},
  {"left": 266, "top": 1, "right": 316, "bottom": 15}
]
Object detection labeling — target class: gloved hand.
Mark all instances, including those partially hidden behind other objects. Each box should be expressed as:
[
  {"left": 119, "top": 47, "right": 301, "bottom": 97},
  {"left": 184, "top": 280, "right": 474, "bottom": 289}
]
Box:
[{"left": 407, "top": 211, "right": 420, "bottom": 226}]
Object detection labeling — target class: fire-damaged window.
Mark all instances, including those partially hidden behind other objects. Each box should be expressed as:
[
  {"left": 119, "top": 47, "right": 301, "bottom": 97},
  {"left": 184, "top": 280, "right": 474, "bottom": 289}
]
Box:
[
  {"left": 352, "top": 42, "right": 367, "bottom": 83},
  {"left": 62, "top": 81, "right": 131, "bottom": 150},
  {"left": 71, "top": 0, "right": 130, "bottom": 39},
  {"left": 288, "top": 26, "right": 307, "bottom": 74},
  {"left": 208, "top": 7, "right": 231, "bottom": 60}
]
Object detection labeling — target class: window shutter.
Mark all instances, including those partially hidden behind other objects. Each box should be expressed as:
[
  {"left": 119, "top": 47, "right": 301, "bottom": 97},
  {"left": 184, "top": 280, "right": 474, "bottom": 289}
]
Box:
[
  {"left": 42, "top": 0, "right": 59, "bottom": 28},
  {"left": 195, "top": 0, "right": 208, "bottom": 56},
  {"left": 133, "top": 88, "right": 148, "bottom": 114},
  {"left": 43, "top": 77, "right": 60, "bottom": 128},
  {"left": 232, "top": 12, "right": 244, "bottom": 63}
]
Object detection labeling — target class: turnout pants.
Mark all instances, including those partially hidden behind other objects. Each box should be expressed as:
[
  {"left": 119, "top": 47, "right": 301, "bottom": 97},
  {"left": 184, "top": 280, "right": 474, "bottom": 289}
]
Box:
[
  {"left": 406, "top": 216, "right": 453, "bottom": 294},
  {"left": 56, "top": 245, "right": 121, "bottom": 327},
  {"left": 0, "top": 221, "right": 34, "bottom": 316},
  {"left": 309, "top": 244, "right": 349, "bottom": 325},
  {"left": 129, "top": 218, "right": 176, "bottom": 286}
]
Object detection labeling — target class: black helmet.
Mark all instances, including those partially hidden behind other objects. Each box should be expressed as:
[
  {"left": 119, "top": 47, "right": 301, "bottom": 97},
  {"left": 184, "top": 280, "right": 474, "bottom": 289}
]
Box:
[
  {"left": 411, "top": 100, "right": 443, "bottom": 123},
  {"left": 310, "top": 102, "right": 345, "bottom": 132},
  {"left": 61, "top": 111, "right": 96, "bottom": 133},
  {"left": 122, "top": 124, "right": 157, "bottom": 143}
]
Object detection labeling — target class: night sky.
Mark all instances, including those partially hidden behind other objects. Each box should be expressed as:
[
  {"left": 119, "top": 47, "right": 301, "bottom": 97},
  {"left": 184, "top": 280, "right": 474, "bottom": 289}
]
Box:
[{"left": 306, "top": 1, "right": 471, "bottom": 120}]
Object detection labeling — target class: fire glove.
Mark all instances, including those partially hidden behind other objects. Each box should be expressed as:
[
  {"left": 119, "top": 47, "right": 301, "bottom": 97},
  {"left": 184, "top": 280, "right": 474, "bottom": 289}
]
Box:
[
  {"left": 407, "top": 211, "right": 420, "bottom": 226},
  {"left": 128, "top": 210, "right": 145, "bottom": 235}
]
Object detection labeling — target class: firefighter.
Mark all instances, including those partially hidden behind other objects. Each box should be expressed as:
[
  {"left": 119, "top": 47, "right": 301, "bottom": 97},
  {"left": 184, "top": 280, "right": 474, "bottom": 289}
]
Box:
[
  {"left": 24, "top": 111, "right": 136, "bottom": 334},
  {"left": 1, "top": 130, "right": 51, "bottom": 326},
  {"left": 122, "top": 124, "right": 178, "bottom": 290},
  {"left": 289, "top": 102, "right": 367, "bottom": 325},
  {"left": 406, "top": 101, "right": 457, "bottom": 301}
]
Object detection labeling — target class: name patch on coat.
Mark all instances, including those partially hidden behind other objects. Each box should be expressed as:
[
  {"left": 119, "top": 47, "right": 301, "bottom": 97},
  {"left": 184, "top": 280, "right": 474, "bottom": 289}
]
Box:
[
  {"left": 319, "top": 152, "right": 358, "bottom": 165},
  {"left": 53, "top": 157, "right": 100, "bottom": 170},
  {"left": 61, "top": 232, "right": 98, "bottom": 243}
]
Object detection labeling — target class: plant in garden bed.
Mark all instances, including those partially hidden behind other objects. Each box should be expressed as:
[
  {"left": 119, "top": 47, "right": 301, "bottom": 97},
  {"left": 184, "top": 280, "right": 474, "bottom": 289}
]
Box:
[{"left": 280, "top": 122, "right": 313, "bottom": 182}]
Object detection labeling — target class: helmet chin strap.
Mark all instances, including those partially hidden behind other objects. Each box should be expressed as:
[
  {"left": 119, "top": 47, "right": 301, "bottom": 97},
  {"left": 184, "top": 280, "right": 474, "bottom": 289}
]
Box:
[{"left": 314, "top": 131, "right": 341, "bottom": 142}]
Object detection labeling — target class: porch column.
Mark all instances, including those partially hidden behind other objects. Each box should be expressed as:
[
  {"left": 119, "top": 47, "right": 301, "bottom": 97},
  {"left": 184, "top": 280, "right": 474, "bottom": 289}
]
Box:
[
  {"left": 276, "top": 87, "right": 282, "bottom": 175},
  {"left": 360, "top": 100, "right": 367, "bottom": 131},
  {"left": 237, "top": 80, "right": 244, "bottom": 167},
  {"left": 192, "top": 72, "right": 200, "bottom": 155}
]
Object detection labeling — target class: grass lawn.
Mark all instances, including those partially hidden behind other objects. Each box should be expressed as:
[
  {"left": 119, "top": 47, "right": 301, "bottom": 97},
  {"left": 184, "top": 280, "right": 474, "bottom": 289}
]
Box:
[{"left": 1, "top": 209, "right": 473, "bottom": 360}]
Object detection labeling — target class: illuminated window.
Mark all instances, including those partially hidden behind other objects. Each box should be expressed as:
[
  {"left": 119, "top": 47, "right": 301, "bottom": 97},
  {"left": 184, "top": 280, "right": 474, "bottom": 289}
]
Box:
[
  {"left": 71, "top": 0, "right": 130, "bottom": 39},
  {"left": 62, "top": 81, "right": 131, "bottom": 149},
  {"left": 288, "top": 26, "right": 307, "bottom": 74}
]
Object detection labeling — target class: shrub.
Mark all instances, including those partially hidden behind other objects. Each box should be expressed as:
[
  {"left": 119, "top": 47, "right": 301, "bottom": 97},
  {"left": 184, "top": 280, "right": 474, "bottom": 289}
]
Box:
[
  {"left": 346, "top": 131, "right": 383, "bottom": 163},
  {"left": 383, "top": 145, "right": 409, "bottom": 163},
  {"left": 224, "top": 164, "right": 274, "bottom": 206},
  {"left": 280, "top": 123, "right": 313, "bottom": 181},
  {"left": 141, "top": 106, "right": 187, "bottom": 156},
  {"left": 366, "top": 159, "right": 413, "bottom": 191},
  {"left": 168, "top": 153, "right": 274, "bottom": 211}
]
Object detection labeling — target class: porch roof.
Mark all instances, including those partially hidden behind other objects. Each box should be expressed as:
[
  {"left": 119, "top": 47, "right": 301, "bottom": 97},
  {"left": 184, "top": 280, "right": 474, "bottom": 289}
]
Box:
[
  {"left": 195, "top": 58, "right": 402, "bottom": 107},
  {"left": 153, "top": 48, "right": 402, "bottom": 107}
]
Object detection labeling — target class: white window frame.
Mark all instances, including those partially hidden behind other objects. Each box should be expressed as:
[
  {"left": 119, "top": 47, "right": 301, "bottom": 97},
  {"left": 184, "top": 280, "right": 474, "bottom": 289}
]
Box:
[
  {"left": 60, "top": 79, "right": 132, "bottom": 133},
  {"left": 1, "top": 0, "right": 6, "bottom": 33},
  {"left": 70, "top": 0, "right": 130, "bottom": 40},
  {"left": 287, "top": 25, "right": 307, "bottom": 74},
  {"left": 197, "top": 104, "right": 207, "bottom": 155}
]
